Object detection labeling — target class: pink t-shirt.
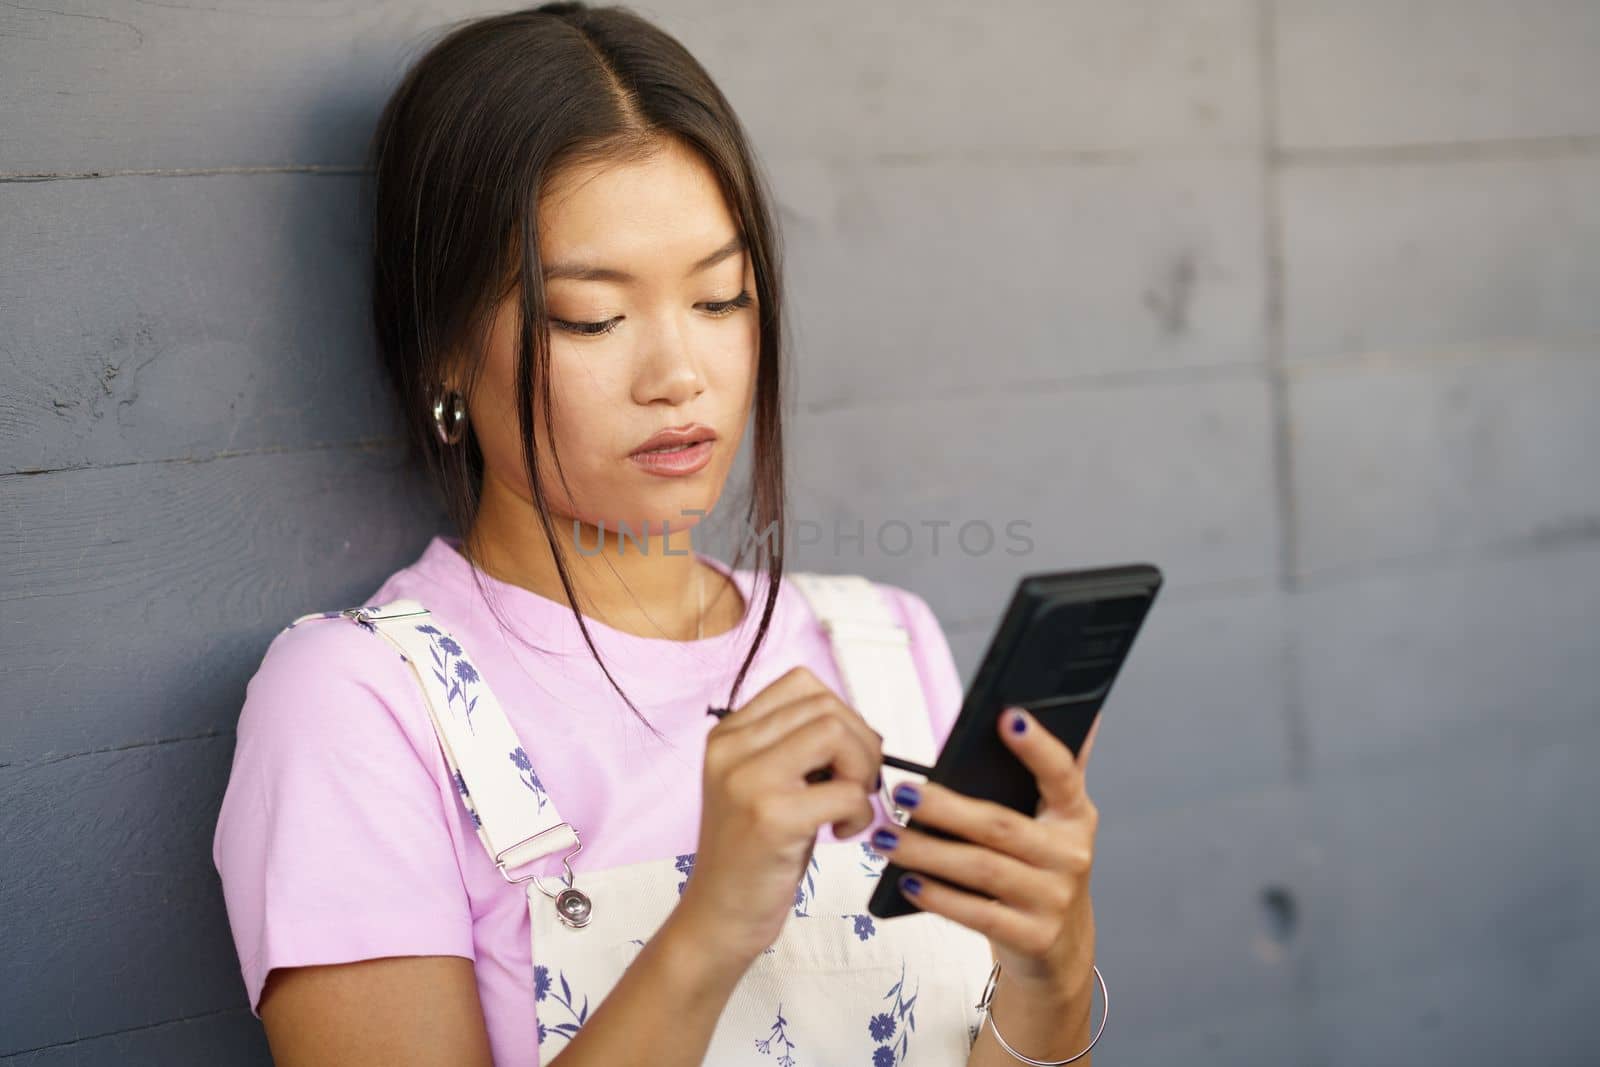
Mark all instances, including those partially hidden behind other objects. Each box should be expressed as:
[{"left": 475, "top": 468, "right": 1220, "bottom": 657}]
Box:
[{"left": 211, "top": 534, "right": 966, "bottom": 1066}]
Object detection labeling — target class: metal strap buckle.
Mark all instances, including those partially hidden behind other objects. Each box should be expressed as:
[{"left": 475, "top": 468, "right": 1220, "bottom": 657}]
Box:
[
  {"left": 497, "top": 829, "right": 594, "bottom": 929},
  {"left": 341, "top": 604, "right": 433, "bottom": 623},
  {"left": 496, "top": 825, "right": 585, "bottom": 883}
]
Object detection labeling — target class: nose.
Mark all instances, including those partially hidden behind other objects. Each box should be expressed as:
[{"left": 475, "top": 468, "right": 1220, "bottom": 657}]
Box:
[{"left": 631, "top": 308, "right": 706, "bottom": 406}]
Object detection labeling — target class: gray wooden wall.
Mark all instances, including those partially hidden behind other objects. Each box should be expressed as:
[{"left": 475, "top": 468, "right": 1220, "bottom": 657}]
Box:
[{"left": 4, "top": 2, "right": 1597, "bottom": 1064}]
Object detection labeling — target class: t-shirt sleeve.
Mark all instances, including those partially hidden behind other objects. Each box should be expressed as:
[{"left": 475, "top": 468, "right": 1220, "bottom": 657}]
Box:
[
  {"left": 211, "top": 617, "right": 476, "bottom": 1018},
  {"left": 880, "top": 584, "right": 968, "bottom": 752}
]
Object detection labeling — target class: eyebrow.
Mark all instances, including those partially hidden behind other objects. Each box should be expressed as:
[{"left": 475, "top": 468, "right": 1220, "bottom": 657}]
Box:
[{"left": 543, "top": 232, "right": 747, "bottom": 284}]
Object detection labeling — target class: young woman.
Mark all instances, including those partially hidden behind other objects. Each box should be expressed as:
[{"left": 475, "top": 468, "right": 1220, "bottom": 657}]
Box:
[{"left": 211, "top": 4, "right": 1104, "bottom": 1065}]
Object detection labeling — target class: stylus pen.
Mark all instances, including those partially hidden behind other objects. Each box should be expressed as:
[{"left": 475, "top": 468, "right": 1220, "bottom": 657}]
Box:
[{"left": 706, "top": 705, "right": 935, "bottom": 779}]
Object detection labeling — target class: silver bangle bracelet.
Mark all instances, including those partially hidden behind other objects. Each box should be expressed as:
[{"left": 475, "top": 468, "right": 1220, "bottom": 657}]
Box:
[{"left": 974, "top": 960, "right": 1108, "bottom": 1066}]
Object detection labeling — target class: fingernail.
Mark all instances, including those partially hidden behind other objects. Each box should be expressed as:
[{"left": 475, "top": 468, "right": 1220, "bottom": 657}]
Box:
[
  {"left": 1009, "top": 708, "right": 1028, "bottom": 734},
  {"left": 871, "top": 827, "right": 899, "bottom": 851},
  {"left": 892, "top": 782, "right": 920, "bottom": 809},
  {"left": 874, "top": 770, "right": 883, "bottom": 790},
  {"left": 900, "top": 873, "right": 922, "bottom": 896}
]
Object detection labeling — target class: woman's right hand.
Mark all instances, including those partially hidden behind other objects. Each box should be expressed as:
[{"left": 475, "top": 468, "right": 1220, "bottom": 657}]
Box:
[{"left": 674, "top": 666, "right": 885, "bottom": 968}]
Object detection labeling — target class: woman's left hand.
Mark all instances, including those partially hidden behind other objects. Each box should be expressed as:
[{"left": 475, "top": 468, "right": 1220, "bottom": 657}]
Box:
[{"left": 870, "top": 706, "right": 1102, "bottom": 1000}]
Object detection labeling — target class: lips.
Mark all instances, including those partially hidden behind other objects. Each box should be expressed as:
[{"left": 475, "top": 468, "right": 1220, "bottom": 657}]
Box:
[{"left": 630, "top": 423, "right": 718, "bottom": 456}]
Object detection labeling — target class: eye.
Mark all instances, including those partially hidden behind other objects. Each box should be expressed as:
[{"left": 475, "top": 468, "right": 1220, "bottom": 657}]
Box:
[
  {"left": 702, "top": 288, "right": 755, "bottom": 317},
  {"left": 549, "top": 289, "right": 754, "bottom": 338},
  {"left": 550, "top": 315, "right": 621, "bottom": 338}
]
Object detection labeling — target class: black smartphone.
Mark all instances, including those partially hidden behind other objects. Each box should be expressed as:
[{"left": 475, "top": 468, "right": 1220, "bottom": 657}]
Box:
[{"left": 866, "top": 562, "right": 1162, "bottom": 920}]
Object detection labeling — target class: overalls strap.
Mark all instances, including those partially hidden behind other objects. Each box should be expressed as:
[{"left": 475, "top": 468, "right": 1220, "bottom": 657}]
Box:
[
  {"left": 297, "top": 599, "right": 580, "bottom": 882},
  {"left": 784, "top": 572, "right": 940, "bottom": 817}
]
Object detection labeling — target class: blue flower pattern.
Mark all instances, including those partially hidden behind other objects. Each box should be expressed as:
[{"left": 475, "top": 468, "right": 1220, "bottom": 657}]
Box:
[
  {"left": 792, "top": 853, "right": 822, "bottom": 917},
  {"left": 869, "top": 959, "right": 918, "bottom": 1065},
  {"left": 414, "top": 623, "right": 481, "bottom": 734},
  {"left": 754, "top": 1001, "right": 798, "bottom": 1066},
  {"left": 674, "top": 852, "right": 696, "bottom": 895},
  {"left": 534, "top": 964, "right": 590, "bottom": 1051},
  {"left": 451, "top": 769, "right": 482, "bottom": 829}
]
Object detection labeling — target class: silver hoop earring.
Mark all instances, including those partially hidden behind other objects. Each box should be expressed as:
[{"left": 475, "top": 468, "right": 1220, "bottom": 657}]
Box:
[{"left": 431, "top": 387, "right": 468, "bottom": 446}]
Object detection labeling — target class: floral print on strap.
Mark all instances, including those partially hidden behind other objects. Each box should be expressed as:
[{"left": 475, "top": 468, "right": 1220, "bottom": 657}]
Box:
[
  {"left": 450, "top": 770, "right": 482, "bottom": 829},
  {"left": 413, "top": 623, "right": 481, "bottom": 734}
]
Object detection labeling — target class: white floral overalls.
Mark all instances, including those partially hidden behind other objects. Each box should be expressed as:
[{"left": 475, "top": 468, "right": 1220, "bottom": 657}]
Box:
[{"left": 295, "top": 572, "right": 993, "bottom": 1065}]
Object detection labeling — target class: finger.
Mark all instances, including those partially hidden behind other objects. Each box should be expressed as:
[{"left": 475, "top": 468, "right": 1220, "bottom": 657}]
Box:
[
  {"left": 883, "top": 780, "right": 1061, "bottom": 869},
  {"left": 892, "top": 869, "right": 1053, "bottom": 958},
  {"left": 714, "top": 665, "right": 831, "bottom": 726},
  {"left": 865, "top": 819, "right": 1070, "bottom": 913},
  {"left": 743, "top": 707, "right": 880, "bottom": 793},
  {"left": 764, "top": 780, "right": 874, "bottom": 839},
  {"left": 1078, "top": 715, "right": 1102, "bottom": 772},
  {"left": 998, "top": 706, "right": 1089, "bottom": 813},
  {"left": 715, "top": 690, "right": 883, "bottom": 775}
]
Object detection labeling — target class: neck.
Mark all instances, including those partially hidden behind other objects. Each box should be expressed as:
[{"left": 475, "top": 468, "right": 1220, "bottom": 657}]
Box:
[{"left": 462, "top": 481, "right": 733, "bottom": 641}]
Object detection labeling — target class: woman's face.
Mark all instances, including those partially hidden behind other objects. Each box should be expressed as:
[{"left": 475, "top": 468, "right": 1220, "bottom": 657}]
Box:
[{"left": 466, "top": 138, "right": 759, "bottom": 552}]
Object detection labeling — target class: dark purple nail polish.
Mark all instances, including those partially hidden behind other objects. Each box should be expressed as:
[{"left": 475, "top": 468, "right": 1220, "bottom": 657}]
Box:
[
  {"left": 892, "top": 782, "right": 920, "bottom": 809},
  {"left": 900, "top": 873, "right": 922, "bottom": 895},
  {"left": 871, "top": 827, "right": 899, "bottom": 850},
  {"left": 874, "top": 770, "right": 883, "bottom": 790},
  {"left": 1010, "top": 709, "right": 1028, "bottom": 734}
]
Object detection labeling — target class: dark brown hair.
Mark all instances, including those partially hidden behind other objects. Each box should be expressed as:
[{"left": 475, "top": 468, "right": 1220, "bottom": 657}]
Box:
[{"left": 364, "top": 1, "right": 789, "bottom": 739}]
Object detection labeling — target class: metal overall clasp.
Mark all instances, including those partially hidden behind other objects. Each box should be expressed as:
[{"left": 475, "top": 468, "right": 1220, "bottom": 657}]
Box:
[{"left": 497, "top": 829, "right": 593, "bottom": 929}]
